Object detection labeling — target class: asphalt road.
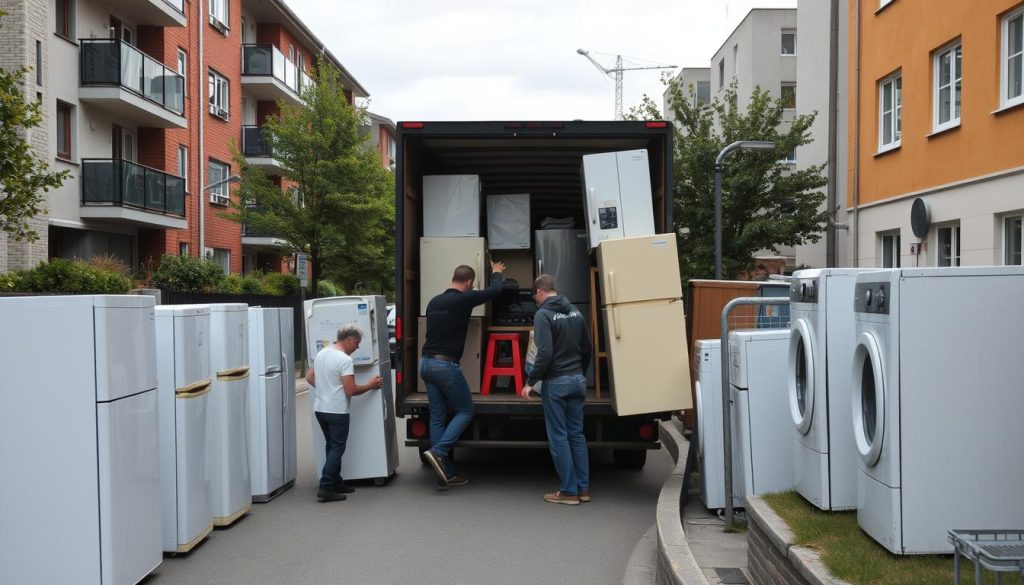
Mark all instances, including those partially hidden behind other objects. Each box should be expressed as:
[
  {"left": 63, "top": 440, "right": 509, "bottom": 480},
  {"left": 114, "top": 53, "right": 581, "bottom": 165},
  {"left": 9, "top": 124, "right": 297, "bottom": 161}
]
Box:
[{"left": 149, "top": 384, "right": 671, "bottom": 585}]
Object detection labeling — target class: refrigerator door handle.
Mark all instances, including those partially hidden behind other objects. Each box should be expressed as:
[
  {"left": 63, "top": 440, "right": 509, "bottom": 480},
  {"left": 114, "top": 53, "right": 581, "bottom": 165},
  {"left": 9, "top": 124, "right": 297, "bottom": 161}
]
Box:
[
  {"left": 612, "top": 305, "right": 622, "bottom": 339},
  {"left": 282, "top": 353, "right": 289, "bottom": 409},
  {"left": 538, "top": 259, "right": 543, "bottom": 275},
  {"left": 606, "top": 271, "right": 617, "bottom": 304},
  {"left": 476, "top": 252, "right": 484, "bottom": 291}
]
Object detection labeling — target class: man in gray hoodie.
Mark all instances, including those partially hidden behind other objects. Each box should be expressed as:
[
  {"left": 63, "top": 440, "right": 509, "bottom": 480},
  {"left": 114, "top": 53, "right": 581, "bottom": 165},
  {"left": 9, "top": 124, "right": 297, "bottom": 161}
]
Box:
[{"left": 521, "top": 274, "right": 593, "bottom": 505}]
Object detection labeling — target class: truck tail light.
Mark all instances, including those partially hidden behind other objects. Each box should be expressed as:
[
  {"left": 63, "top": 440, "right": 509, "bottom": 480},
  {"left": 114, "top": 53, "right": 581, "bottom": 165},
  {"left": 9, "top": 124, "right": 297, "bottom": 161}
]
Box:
[
  {"left": 396, "top": 316, "right": 402, "bottom": 341},
  {"left": 401, "top": 122, "right": 424, "bottom": 129},
  {"left": 645, "top": 121, "right": 668, "bottom": 129},
  {"left": 396, "top": 371, "right": 402, "bottom": 385},
  {"left": 410, "top": 419, "right": 428, "bottom": 438},
  {"left": 638, "top": 422, "right": 656, "bottom": 441}
]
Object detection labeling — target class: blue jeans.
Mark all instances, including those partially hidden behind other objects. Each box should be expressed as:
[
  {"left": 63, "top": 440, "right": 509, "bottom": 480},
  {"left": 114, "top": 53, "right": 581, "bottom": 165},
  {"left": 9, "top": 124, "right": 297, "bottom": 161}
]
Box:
[
  {"left": 420, "top": 357, "right": 475, "bottom": 476},
  {"left": 315, "top": 411, "right": 351, "bottom": 491},
  {"left": 541, "top": 374, "right": 589, "bottom": 495}
]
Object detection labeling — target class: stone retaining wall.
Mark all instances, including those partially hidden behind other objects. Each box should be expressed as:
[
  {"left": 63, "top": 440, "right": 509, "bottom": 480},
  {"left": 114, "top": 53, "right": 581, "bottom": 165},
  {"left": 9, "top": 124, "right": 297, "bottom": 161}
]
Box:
[{"left": 746, "top": 495, "right": 852, "bottom": 585}]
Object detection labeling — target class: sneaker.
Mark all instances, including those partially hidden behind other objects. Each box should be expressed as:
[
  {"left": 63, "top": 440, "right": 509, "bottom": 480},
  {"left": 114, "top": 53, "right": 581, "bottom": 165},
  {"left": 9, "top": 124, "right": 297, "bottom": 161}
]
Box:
[
  {"left": 446, "top": 475, "right": 470, "bottom": 487},
  {"left": 423, "top": 450, "right": 449, "bottom": 487},
  {"left": 544, "top": 491, "right": 580, "bottom": 506},
  {"left": 578, "top": 490, "right": 592, "bottom": 503},
  {"left": 317, "top": 488, "right": 347, "bottom": 502},
  {"left": 335, "top": 484, "right": 356, "bottom": 495}
]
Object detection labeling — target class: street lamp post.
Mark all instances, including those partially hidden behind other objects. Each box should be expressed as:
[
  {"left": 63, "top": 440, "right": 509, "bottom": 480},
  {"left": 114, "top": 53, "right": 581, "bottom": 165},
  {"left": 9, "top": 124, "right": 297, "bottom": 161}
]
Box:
[
  {"left": 714, "top": 141, "right": 776, "bottom": 279},
  {"left": 198, "top": 174, "right": 241, "bottom": 258}
]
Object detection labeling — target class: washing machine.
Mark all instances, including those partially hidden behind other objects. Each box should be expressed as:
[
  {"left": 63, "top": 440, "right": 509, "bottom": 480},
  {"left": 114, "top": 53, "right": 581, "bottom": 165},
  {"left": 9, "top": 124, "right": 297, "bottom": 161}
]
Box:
[
  {"left": 729, "top": 328, "right": 792, "bottom": 500},
  {"left": 693, "top": 339, "right": 744, "bottom": 510},
  {"left": 788, "top": 268, "right": 876, "bottom": 511},
  {"left": 852, "top": 267, "right": 1024, "bottom": 555}
]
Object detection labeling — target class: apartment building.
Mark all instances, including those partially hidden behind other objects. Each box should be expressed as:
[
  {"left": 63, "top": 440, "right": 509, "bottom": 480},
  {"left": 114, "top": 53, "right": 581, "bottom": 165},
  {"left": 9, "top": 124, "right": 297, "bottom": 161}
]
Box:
[
  {"left": 662, "top": 67, "right": 711, "bottom": 120},
  {"left": 362, "top": 111, "right": 396, "bottom": 171},
  {"left": 0, "top": 0, "right": 368, "bottom": 276},
  {"left": 849, "top": 0, "right": 1024, "bottom": 268}
]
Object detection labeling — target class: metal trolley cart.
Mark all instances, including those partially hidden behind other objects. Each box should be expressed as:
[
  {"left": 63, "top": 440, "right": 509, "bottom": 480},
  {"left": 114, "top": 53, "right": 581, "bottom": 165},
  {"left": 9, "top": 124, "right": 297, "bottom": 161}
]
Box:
[{"left": 949, "top": 530, "right": 1024, "bottom": 585}]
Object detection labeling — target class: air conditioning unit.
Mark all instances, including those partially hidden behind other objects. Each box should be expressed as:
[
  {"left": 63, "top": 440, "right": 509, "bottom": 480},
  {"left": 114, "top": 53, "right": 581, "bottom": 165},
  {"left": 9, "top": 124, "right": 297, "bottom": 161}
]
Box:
[
  {"left": 208, "top": 15, "right": 229, "bottom": 35},
  {"left": 208, "top": 104, "right": 229, "bottom": 120},
  {"left": 204, "top": 248, "right": 215, "bottom": 260},
  {"left": 209, "top": 193, "right": 230, "bottom": 206}
]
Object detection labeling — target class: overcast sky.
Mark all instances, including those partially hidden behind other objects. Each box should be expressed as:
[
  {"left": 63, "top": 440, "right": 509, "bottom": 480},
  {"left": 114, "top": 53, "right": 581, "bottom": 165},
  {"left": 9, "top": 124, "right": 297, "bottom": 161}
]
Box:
[{"left": 287, "top": 0, "right": 797, "bottom": 122}]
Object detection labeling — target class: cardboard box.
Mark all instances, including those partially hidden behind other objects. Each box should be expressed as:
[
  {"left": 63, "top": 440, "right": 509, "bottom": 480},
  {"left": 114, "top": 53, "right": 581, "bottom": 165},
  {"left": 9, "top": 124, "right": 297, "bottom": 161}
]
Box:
[
  {"left": 492, "top": 249, "right": 534, "bottom": 288},
  {"left": 417, "top": 317, "right": 483, "bottom": 393}
]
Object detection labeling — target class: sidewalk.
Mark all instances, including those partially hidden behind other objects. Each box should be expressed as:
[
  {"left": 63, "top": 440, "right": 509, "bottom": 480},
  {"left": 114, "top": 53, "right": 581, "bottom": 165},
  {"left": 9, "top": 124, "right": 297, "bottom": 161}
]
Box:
[{"left": 683, "top": 497, "right": 750, "bottom": 585}]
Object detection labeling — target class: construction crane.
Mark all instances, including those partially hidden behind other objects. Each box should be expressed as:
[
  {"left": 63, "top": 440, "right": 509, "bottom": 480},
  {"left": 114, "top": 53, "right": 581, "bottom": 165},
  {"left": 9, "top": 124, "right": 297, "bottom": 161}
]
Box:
[{"left": 577, "top": 49, "right": 676, "bottom": 120}]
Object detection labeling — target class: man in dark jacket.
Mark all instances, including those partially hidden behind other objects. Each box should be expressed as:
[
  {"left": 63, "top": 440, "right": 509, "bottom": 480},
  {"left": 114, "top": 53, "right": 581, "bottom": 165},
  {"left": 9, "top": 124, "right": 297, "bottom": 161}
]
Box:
[
  {"left": 421, "top": 260, "right": 505, "bottom": 489},
  {"left": 521, "top": 274, "right": 593, "bottom": 505}
]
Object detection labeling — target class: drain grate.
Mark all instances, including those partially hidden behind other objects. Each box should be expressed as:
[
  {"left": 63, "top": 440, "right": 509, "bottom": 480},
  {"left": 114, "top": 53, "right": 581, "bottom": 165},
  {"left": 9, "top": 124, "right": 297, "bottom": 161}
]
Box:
[{"left": 714, "top": 567, "right": 749, "bottom": 584}]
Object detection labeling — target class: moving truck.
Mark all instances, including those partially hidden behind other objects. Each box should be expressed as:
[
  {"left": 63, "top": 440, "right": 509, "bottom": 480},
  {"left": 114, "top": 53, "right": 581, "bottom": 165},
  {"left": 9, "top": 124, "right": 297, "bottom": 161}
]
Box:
[{"left": 394, "top": 120, "right": 675, "bottom": 468}]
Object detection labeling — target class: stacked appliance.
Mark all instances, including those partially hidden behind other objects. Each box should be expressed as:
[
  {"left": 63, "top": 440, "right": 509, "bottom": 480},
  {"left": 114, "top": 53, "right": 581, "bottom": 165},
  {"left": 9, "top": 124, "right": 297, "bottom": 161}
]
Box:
[
  {"left": 305, "top": 296, "right": 399, "bottom": 485},
  {"left": 728, "top": 328, "right": 792, "bottom": 499},
  {"left": 693, "top": 339, "right": 745, "bottom": 510},
  {"left": 207, "top": 303, "right": 252, "bottom": 526},
  {"left": 788, "top": 269, "right": 873, "bottom": 511},
  {"left": 596, "top": 233, "right": 690, "bottom": 415},
  {"left": 419, "top": 237, "right": 488, "bottom": 316},
  {"left": 155, "top": 305, "right": 214, "bottom": 554},
  {"left": 535, "top": 228, "right": 595, "bottom": 383},
  {"left": 417, "top": 316, "right": 483, "bottom": 393},
  {"left": 247, "top": 307, "right": 297, "bottom": 502},
  {"left": 581, "top": 149, "right": 655, "bottom": 249},
  {"left": 1, "top": 296, "right": 162, "bottom": 585},
  {"left": 851, "top": 267, "right": 1024, "bottom": 554},
  {"left": 487, "top": 193, "right": 530, "bottom": 249},
  {"left": 423, "top": 174, "right": 481, "bottom": 238}
]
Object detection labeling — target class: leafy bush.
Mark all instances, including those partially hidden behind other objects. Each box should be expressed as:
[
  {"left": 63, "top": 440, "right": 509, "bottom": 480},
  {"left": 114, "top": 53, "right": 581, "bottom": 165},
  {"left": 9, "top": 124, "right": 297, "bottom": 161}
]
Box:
[
  {"left": 12, "top": 258, "right": 133, "bottom": 294},
  {"left": 152, "top": 254, "right": 224, "bottom": 292},
  {"left": 259, "top": 271, "right": 300, "bottom": 296},
  {"left": 87, "top": 254, "right": 130, "bottom": 276},
  {"left": 317, "top": 279, "right": 337, "bottom": 297},
  {"left": 0, "top": 272, "right": 23, "bottom": 292}
]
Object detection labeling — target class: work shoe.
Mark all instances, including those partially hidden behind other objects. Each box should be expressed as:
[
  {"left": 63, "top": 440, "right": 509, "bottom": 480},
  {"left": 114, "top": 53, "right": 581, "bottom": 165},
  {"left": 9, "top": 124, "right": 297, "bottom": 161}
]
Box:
[
  {"left": 446, "top": 475, "right": 470, "bottom": 487},
  {"left": 317, "top": 488, "right": 347, "bottom": 502},
  {"left": 335, "top": 484, "right": 356, "bottom": 495},
  {"left": 544, "top": 491, "right": 580, "bottom": 505},
  {"left": 578, "top": 489, "right": 592, "bottom": 502},
  {"left": 423, "top": 450, "right": 449, "bottom": 487}
]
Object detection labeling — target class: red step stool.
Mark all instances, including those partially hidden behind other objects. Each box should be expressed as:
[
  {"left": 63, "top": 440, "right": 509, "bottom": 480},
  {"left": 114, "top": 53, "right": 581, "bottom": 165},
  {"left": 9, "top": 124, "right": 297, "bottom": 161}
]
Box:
[{"left": 481, "top": 333, "right": 524, "bottom": 396}]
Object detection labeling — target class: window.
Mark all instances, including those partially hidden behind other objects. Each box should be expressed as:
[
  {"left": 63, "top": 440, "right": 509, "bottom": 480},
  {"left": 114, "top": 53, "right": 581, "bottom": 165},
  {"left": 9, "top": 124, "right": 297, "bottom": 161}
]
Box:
[
  {"left": 781, "top": 29, "right": 797, "bottom": 55},
  {"left": 718, "top": 59, "right": 725, "bottom": 90},
  {"left": 781, "top": 83, "right": 797, "bottom": 109},
  {"left": 208, "top": 160, "right": 230, "bottom": 205},
  {"left": 208, "top": 0, "right": 229, "bottom": 31},
  {"left": 1002, "top": 7, "right": 1024, "bottom": 108},
  {"left": 56, "top": 101, "right": 73, "bottom": 160},
  {"left": 1006, "top": 216, "right": 1023, "bottom": 265},
  {"left": 55, "top": 0, "right": 74, "bottom": 38},
  {"left": 881, "top": 232, "right": 901, "bottom": 268},
  {"left": 781, "top": 149, "right": 797, "bottom": 164},
  {"left": 177, "top": 146, "right": 188, "bottom": 192},
  {"left": 177, "top": 49, "right": 187, "bottom": 95},
  {"left": 933, "top": 42, "right": 961, "bottom": 131},
  {"left": 879, "top": 73, "right": 902, "bottom": 151},
  {"left": 208, "top": 70, "right": 229, "bottom": 119},
  {"left": 179, "top": 242, "right": 190, "bottom": 257},
  {"left": 696, "top": 80, "right": 711, "bottom": 105},
  {"left": 733, "top": 45, "right": 739, "bottom": 78},
  {"left": 36, "top": 41, "right": 42, "bottom": 85},
  {"left": 936, "top": 224, "right": 961, "bottom": 267}
]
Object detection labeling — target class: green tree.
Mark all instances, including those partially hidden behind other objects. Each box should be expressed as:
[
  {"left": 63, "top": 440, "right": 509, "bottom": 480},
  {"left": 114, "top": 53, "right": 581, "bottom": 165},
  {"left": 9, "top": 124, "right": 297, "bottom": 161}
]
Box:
[
  {"left": 628, "top": 79, "right": 828, "bottom": 281},
  {"left": 0, "top": 37, "right": 70, "bottom": 241},
  {"left": 223, "top": 63, "right": 395, "bottom": 296}
]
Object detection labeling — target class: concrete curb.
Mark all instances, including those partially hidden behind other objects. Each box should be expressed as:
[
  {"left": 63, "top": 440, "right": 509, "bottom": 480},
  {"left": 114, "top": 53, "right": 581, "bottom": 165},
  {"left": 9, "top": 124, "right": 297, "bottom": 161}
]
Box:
[
  {"left": 622, "top": 524, "right": 658, "bottom": 585},
  {"left": 746, "top": 495, "right": 853, "bottom": 585},
  {"left": 654, "top": 420, "right": 709, "bottom": 585}
]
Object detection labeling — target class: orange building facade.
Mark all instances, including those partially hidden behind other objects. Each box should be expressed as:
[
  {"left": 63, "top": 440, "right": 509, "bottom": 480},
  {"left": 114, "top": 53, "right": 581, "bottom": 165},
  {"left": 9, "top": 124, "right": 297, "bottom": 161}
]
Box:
[{"left": 848, "top": 0, "right": 1024, "bottom": 267}]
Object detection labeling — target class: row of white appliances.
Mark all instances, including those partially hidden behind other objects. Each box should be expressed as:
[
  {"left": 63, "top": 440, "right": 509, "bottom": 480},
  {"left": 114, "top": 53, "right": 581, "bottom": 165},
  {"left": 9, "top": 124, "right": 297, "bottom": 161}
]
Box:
[{"left": 304, "top": 296, "right": 399, "bottom": 485}]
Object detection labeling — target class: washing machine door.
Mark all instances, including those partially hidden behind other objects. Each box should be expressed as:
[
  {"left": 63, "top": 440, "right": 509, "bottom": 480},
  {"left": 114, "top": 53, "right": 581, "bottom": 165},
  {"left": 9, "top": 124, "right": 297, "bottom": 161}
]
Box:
[
  {"left": 788, "top": 320, "right": 815, "bottom": 435},
  {"left": 852, "top": 332, "right": 885, "bottom": 466}
]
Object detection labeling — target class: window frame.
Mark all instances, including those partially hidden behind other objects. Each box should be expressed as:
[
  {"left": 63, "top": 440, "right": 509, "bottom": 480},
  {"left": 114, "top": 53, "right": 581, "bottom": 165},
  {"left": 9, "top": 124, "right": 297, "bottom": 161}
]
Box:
[
  {"left": 56, "top": 101, "right": 73, "bottom": 161},
  {"left": 878, "top": 72, "right": 903, "bottom": 152},
  {"left": 1001, "top": 6, "right": 1024, "bottom": 109},
  {"left": 208, "top": 0, "right": 229, "bottom": 31},
  {"left": 177, "top": 145, "right": 189, "bottom": 193},
  {"left": 781, "top": 82, "right": 797, "bottom": 110},
  {"left": 208, "top": 159, "right": 231, "bottom": 205},
  {"left": 718, "top": 59, "right": 725, "bottom": 90},
  {"left": 781, "top": 29, "right": 797, "bottom": 56},
  {"left": 55, "top": 0, "right": 74, "bottom": 40},
  {"left": 211, "top": 248, "right": 231, "bottom": 273},
  {"left": 1005, "top": 215, "right": 1023, "bottom": 266},
  {"left": 880, "top": 232, "right": 901, "bottom": 268},
  {"left": 208, "top": 69, "right": 229, "bottom": 120},
  {"left": 179, "top": 242, "right": 190, "bottom": 257},
  {"left": 933, "top": 41, "right": 962, "bottom": 132},
  {"left": 176, "top": 49, "right": 187, "bottom": 96},
  {"left": 935, "top": 223, "right": 961, "bottom": 267}
]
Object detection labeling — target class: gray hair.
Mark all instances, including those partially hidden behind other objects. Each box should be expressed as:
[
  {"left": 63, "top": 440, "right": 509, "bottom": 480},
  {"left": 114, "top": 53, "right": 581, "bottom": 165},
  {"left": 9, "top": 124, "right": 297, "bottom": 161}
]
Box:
[{"left": 337, "top": 325, "right": 363, "bottom": 342}]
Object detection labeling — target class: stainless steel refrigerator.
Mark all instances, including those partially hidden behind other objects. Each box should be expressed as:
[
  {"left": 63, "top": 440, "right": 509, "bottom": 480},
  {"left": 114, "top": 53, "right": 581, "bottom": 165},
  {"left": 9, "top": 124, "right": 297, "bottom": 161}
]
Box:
[{"left": 534, "top": 229, "right": 590, "bottom": 303}]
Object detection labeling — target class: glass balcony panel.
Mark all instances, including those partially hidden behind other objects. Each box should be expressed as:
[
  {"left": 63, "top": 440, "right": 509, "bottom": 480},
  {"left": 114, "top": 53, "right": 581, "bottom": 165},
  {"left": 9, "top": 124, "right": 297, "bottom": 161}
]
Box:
[
  {"left": 166, "top": 176, "right": 185, "bottom": 215},
  {"left": 242, "top": 126, "right": 273, "bottom": 158},
  {"left": 81, "top": 39, "right": 184, "bottom": 115},
  {"left": 81, "top": 159, "right": 185, "bottom": 217},
  {"left": 242, "top": 44, "right": 274, "bottom": 76},
  {"left": 145, "top": 168, "right": 166, "bottom": 210},
  {"left": 82, "top": 160, "right": 118, "bottom": 203},
  {"left": 122, "top": 162, "right": 146, "bottom": 207},
  {"left": 144, "top": 57, "right": 165, "bottom": 107}
]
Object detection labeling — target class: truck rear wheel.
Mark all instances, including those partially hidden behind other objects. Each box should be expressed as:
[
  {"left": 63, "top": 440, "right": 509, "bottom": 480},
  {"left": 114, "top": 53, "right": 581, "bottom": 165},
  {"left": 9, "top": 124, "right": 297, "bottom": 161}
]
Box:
[{"left": 613, "top": 449, "right": 647, "bottom": 469}]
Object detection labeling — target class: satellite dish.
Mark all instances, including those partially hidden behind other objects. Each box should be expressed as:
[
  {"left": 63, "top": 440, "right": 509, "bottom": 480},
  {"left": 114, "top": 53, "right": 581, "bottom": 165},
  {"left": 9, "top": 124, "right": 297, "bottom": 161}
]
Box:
[{"left": 910, "top": 198, "right": 930, "bottom": 239}]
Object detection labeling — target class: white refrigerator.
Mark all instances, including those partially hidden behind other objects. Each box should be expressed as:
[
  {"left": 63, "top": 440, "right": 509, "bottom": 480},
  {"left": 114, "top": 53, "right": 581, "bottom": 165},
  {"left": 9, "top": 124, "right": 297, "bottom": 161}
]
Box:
[
  {"left": 1, "top": 295, "right": 161, "bottom": 585},
  {"left": 207, "top": 303, "right": 252, "bottom": 527},
  {"left": 419, "top": 237, "right": 488, "bottom": 316},
  {"left": 597, "top": 234, "right": 691, "bottom": 415},
  {"left": 423, "top": 174, "right": 481, "bottom": 237},
  {"left": 155, "top": 305, "right": 214, "bottom": 554},
  {"left": 304, "top": 295, "right": 399, "bottom": 484},
  {"left": 247, "top": 307, "right": 296, "bottom": 502},
  {"left": 581, "top": 148, "right": 656, "bottom": 249}
]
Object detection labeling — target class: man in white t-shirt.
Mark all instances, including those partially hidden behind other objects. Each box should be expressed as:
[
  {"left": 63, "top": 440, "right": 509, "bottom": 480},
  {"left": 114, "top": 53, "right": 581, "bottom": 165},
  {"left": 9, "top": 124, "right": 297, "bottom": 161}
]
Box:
[{"left": 305, "top": 325, "right": 383, "bottom": 502}]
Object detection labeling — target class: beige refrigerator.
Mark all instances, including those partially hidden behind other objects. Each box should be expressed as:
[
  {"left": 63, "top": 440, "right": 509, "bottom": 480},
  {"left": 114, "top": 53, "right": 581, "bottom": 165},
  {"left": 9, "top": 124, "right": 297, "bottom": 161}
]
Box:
[
  {"left": 597, "top": 234, "right": 691, "bottom": 416},
  {"left": 419, "top": 237, "right": 488, "bottom": 317}
]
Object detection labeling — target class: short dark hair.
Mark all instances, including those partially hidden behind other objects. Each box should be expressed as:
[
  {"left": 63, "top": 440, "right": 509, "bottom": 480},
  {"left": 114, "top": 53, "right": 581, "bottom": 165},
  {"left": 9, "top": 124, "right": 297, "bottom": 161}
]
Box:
[
  {"left": 533, "top": 274, "right": 557, "bottom": 293},
  {"left": 452, "top": 265, "right": 476, "bottom": 283},
  {"left": 337, "top": 325, "right": 363, "bottom": 342}
]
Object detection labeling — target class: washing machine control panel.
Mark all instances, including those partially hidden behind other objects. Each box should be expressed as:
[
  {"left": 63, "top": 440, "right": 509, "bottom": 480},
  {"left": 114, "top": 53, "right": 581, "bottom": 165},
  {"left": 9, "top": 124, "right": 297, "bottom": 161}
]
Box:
[
  {"left": 854, "top": 282, "right": 890, "bottom": 314},
  {"left": 790, "top": 279, "right": 819, "bottom": 303}
]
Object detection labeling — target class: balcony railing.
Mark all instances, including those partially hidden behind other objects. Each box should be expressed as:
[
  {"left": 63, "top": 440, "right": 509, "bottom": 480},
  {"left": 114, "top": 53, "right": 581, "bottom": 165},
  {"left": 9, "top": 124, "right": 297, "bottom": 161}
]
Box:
[
  {"left": 81, "top": 159, "right": 186, "bottom": 218},
  {"left": 242, "top": 206, "right": 278, "bottom": 238},
  {"left": 241, "top": 44, "right": 311, "bottom": 96},
  {"left": 241, "top": 126, "right": 274, "bottom": 158},
  {"left": 80, "top": 38, "right": 185, "bottom": 115}
]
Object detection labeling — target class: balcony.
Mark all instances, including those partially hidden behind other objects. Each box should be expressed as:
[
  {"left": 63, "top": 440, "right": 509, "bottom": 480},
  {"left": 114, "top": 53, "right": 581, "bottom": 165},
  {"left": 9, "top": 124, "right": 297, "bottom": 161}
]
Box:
[
  {"left": 241, "top": 126, "right": 287, "bottom": 174},
  {"left": 80, "top": 159, "right": 187, "bottom": 229},
  {"left": 101, "top": 0, "right": 186, "bottom": 27},
  {"left": 241, "top": 206, "right": 289, "bottom": 248},
  {"left": 240, "top": 44, "right": 311, "bottom": 105},
  {"left": 79, "top": 39, "right": 187, "bottom": 129}
]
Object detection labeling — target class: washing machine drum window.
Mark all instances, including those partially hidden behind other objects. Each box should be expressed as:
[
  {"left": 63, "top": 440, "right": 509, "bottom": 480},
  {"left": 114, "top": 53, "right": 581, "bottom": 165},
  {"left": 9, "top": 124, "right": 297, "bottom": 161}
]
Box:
[
  {"left": 788, "top": 322, "right": 815, "bottom": 435},
  {"left": 860, "top": 359, "right": 877, "bottom": 443},
  {"left": 853, "top": 333, "right": 885, "bottom": 466}
]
